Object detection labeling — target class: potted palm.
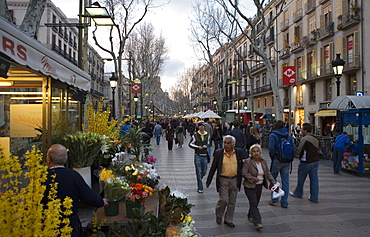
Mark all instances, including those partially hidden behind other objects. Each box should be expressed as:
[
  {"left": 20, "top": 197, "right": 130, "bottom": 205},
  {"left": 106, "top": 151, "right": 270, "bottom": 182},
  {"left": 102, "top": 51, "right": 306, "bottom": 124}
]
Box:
[{"left": 63, "top": 131, "right": 105, "bottom": 187}]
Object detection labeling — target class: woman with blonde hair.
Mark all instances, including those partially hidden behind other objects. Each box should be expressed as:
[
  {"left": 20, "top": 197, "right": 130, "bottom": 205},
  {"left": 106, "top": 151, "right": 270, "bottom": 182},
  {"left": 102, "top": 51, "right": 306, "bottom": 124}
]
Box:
[{"left": 242, "top": 144, "right": 275, "bottom": 230}]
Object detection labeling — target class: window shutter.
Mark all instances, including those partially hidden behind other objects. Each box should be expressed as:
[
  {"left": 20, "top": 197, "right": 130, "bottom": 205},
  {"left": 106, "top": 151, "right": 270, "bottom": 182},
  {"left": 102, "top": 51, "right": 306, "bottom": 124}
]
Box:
[{"left": 354, "top": 31, "right": 359, "bottom": 66}]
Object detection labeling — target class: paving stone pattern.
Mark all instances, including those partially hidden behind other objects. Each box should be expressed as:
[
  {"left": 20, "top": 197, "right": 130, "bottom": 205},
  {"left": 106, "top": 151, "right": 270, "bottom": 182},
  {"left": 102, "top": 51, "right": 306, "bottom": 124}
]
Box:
[{"left": 151, "top": 136, "right": 370, "bottom": 237}]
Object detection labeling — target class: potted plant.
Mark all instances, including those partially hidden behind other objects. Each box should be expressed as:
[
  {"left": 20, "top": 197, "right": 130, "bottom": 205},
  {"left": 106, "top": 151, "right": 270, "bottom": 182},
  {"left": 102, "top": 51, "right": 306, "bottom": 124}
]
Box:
[
  {"left": 125, "top": 182, "right": 154, "bottom": 218},
  {"left": 63, "top": 131, "right": 105, "bottom": 187},
  {"left": 122, "top": 127, "right": 151, "bottom": 162}
]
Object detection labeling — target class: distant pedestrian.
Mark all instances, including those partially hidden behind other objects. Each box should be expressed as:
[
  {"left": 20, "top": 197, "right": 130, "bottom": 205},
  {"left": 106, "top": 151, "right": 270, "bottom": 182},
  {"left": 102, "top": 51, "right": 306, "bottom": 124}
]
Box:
[
  {"left": 332, "top": 132, "right": 352, "bottom": 174},
  {"left": 206, "top": 135, "right": 244, "bottom": 228},
  {"left": 153, "top": 121, "right": 163, "bottom": 145},
  {"left": 176, "top": 121, "right": 186, "bottom": 148},
  {"left": 211, "top": 123, "right": 224, "bottom": 151},
  {"left": 203, "top": 118, "right": 213, "bottom": 157},
  {"left": 268, "top": 120, "right": 296, "bottom": 208},
  {"left": 242, "top": 144, "right": 276, "bottom": 230},
  {"left": 324, "top": 124, "right": 332, "bottom": 137},
  {"left": 188, "top": 121, "right": 196, "bottom": 137},
  {"left": 246, "top": 127, "right": 260, "bottom": 154},
  {"left": 141, "top": 122, "right": 153, "bottom": 145},
  {"left": 120, "top": 121, "right": 132, "bottom": 136},
  {"left": 290, "top": 123, "right": 320, "bottom": 203},
  {"left": 230, "top": 121, "right": 248, "bottom": 159},
  {"left": 165, "top": 123, "right": 175, "bottom": 150},
  {"left": 189, "top": 122, "right": 211, "bottom": 193}
]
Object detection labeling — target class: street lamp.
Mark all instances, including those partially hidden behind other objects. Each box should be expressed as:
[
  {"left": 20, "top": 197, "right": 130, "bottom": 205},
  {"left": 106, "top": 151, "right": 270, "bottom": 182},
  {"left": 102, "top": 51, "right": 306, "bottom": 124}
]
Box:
[
  {"left": 133, "top": 95, "right": 139, "bottom": 120},
  {"left": 109, "top": 72, "right": 118, "bottom": 119},
  {"left": 85, "top": 2, "right": 116, "bottom": 26},
  {"left": 331, "top": 53, "right": 345, "bottom": 96}
]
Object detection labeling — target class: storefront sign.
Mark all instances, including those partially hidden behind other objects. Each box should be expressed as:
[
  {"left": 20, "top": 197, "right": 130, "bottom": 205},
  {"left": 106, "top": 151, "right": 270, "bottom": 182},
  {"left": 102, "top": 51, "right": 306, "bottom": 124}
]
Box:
[
  {"left": 10, "top": 104, "right": 42, "bottom": 137},
  {"left": 0, "top": 18, "right": 90, "bottom": 91}
]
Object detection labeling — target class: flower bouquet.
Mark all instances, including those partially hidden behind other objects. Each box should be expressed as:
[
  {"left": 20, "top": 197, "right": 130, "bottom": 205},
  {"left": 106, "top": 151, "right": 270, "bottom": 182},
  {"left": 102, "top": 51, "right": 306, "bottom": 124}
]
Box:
[
  {"left": 128, "top": 183, "right": 154, "bottom": 203},
  {"left": 104, "top": 177, "right": 130, "bottom": 201},
  {"left": 100, "top": 168, "right": 130, "bottom": 201},
  {"left": 63, "top": 132, "right": 105, "bottom": 168},
  {"left": 124, "top": 162, "right": 150, "bottom": 184}
]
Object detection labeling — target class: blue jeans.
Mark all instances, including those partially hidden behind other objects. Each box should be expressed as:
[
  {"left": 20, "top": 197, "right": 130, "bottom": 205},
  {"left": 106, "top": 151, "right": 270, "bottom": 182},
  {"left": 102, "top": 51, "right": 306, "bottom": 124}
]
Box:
[
  {"left": 332, "top": 148, "right": 343, "bottom": 173},
  {"left": 270, "top": 159, "right": 290, "bottom": 207},
  {"left": 155, "top": 134, "right": 161, "bottom": 144},
  {"left": 292, "top": 161, "right": 319, "bottom": 202},
  {"left": 194, "top": 155, "right": 208, "bottom": 191},
  {"left": 214, "top": 140, "right": 223, "bottom": 150}
]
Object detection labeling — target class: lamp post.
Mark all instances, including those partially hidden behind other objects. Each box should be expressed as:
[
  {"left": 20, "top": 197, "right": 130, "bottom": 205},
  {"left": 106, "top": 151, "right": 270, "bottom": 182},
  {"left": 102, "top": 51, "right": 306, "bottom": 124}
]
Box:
[
  {"left": 331, "top": 53, "right": 345, "bottom": 96},
  {"left": 145, "top": 104, "right": 148, "bottom": 119},
  {"left": 213, "top": 99, "right": 217, "bottom": 113},
  {"left": 109, "top": 72, "right": 118, "bottom": 119},
  {"left": 133, "top": 95, "right": 139, "bottom": 120}
]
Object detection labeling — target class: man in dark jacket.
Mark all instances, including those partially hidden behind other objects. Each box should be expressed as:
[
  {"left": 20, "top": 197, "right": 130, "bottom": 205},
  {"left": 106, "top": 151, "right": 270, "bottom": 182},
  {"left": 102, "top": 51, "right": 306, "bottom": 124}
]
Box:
[
  {"left": 42, "top": 144, "right": 108, "bottom": 236},
  {"left": 269, "top": 120, "right": 296, "bottom": 208},
  {"left": 230, "top": 121, "right": 247, "bottom": 159},
  {"left": 290, "top": 123, "right": 320, "bottom": 203},
  {"left": 189, "top": 122, "right": 211, "bottom": 193},
  {"left": 206, "top": 135, "right": 244, "bottom": 228}
]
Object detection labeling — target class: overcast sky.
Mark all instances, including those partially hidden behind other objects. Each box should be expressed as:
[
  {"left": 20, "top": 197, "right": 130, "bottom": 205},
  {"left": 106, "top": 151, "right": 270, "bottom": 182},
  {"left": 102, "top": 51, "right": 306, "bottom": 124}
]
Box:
[{"left": 52, "top": 0, "right": 196, "bottom": 92}]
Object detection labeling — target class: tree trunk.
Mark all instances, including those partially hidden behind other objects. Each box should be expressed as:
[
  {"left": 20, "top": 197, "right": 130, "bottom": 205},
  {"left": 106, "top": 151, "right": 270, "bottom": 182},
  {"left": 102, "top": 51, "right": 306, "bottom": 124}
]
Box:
[
  {"left": 19, "top": 0, "right": 47, "bottom": 38},
  {"left": 0, "top": 0, "right": 12, "bottom": 22}
]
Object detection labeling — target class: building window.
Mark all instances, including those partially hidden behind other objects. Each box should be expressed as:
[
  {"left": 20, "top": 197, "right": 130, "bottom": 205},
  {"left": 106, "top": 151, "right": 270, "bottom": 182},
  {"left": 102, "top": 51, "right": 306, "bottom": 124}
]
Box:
[
  {"left": 297, "top": 57, "right": 302, "bottom": 81},
  {"left": 296, "top": 85, "right": 303, "bottom": 104},
  {"left": 309, "top": 82, "right": 316, "bottom": 103},
  {"left": 271, "top": 95, "right": 274, "bottom": 107},
  {"left": 257, "top": 98, "right": 261, "bottom": 109},
  {"left": 262, "top": 73, "right": 267, "bottom": 85},
  {"left": 346, "top": 74, "right": 357, "bottom": 95},
  {"left": 264, "top": 97, "right": 267, "bottom": 108},
  {"left": 325, "top": 79, "right": 332, "bottom": 101},
  {"left": 324, "top": 45, "right": 331, "bottom": 73},
  {"left": 347, "top": 34, "right": 354, "bottom": 64}
]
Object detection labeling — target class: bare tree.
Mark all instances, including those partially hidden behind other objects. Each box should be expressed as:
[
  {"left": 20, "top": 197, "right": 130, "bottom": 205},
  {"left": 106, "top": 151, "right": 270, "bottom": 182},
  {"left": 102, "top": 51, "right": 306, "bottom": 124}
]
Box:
[
  {"left": 190, "top": 0, "right": 236, "bottom": 113},
  {"left": 91, "top": 0, "right": 159, "bottom": 121},
  {"left": 215, "top": 0, "right": 286, "bottom": 121},
  {"left": 1, "top": 0, "right": 47, "bottom": 38}
]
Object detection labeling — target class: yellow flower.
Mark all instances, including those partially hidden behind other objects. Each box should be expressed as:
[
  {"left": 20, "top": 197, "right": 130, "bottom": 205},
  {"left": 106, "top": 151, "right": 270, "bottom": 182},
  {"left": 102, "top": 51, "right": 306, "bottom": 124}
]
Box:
[{"left": 0, "top": 146, "right": 72, "bottom": 236}]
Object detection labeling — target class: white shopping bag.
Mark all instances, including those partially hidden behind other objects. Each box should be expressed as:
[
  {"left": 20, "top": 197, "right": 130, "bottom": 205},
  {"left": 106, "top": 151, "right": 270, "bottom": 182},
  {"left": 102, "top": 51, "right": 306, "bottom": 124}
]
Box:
[{"left": 271, "top": 182, "right": 285, "bottom": 199}]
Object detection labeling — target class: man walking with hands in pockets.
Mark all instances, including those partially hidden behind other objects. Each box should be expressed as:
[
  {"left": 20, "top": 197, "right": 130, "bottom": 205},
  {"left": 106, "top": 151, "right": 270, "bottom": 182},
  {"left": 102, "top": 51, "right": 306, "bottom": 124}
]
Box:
[{"left": 206, "top": 135, "right": 244, "bottom": 228}]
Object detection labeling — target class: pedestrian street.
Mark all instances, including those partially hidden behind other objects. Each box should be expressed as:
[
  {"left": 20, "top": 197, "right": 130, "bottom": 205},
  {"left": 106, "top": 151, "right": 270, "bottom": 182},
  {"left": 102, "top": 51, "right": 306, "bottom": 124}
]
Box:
[{"left": 151, "top": 136, "right": 370, "bottom": 237}]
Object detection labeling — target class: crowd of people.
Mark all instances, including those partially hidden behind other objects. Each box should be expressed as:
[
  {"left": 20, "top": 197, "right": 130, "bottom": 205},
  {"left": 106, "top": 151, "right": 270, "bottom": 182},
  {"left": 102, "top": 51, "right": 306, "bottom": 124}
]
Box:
[{"left": 42, "top": 115, "right": 353, "bottom": 235}]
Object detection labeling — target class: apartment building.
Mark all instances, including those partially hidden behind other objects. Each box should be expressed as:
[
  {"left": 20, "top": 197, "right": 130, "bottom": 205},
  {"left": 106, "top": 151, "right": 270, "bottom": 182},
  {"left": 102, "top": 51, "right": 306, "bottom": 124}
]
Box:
[
  {"left": 7, "top": 0, "right": 107, "bottom": 102},
  {"left": 195, "top": 0, "right": 364, "bottom": 135}
]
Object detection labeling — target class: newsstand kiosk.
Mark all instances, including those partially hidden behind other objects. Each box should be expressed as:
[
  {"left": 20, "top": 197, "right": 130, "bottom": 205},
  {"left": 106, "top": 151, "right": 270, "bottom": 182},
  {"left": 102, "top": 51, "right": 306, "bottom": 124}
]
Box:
[{"left": 339, "top": 109, "right": 370, "bottom": 174}]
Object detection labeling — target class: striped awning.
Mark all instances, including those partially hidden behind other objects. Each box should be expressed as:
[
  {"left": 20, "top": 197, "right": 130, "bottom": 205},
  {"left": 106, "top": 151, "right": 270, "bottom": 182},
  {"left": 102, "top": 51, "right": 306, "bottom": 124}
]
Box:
[{"left": 314, "top": 110, "right": 337, "bottom": 117}]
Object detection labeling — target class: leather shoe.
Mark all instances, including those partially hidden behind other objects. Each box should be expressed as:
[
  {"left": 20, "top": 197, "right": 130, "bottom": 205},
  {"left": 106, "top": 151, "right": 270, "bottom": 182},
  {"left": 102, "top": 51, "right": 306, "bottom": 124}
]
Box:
[
  {"left": 255, "top": 223, "right": 263, "bottom": 230},
  {"left": 224, "top": 221, "right": 235, "bottom": 228},
  {"left": 216, "top": 217, "right": 222, "bottom": 225},
  {"left": 248, "top": 217, "right": 253, "bottom": 223}
]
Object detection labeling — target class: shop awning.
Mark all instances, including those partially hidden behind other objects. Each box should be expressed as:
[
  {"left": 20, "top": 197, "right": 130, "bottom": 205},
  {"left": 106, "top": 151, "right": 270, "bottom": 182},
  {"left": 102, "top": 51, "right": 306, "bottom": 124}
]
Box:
[
  {"left": 0, "top": 18, "right": 90, "bottom": 91},
  {"left": 314, "top": 110, "right": 337, "bottom": 117}
]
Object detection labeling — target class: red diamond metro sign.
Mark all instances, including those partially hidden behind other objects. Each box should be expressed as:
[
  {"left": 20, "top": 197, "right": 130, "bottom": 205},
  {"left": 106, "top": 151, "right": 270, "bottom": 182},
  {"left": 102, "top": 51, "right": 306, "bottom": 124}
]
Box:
[{"left": 283, "top": 66, "right": 296, "bottom": 85}]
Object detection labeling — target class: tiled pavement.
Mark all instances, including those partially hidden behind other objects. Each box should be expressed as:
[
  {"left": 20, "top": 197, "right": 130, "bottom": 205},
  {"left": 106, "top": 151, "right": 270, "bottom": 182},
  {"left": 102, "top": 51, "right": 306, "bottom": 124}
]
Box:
[{"left": 151, "top": 136, "right": 370, "bottom": 237}]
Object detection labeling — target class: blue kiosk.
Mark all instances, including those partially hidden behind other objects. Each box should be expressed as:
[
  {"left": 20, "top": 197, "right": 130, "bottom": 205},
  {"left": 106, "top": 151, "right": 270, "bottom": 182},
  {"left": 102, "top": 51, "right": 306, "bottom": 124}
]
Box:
[{"left": 329, "top": 96, "right": 370, "bottom": 174}]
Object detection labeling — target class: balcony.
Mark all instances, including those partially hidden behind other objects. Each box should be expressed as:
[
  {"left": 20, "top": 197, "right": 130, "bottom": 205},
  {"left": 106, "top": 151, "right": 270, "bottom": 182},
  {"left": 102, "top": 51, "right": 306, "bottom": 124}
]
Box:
[
  {"left": 290, "top": 42, "right": 304, "bottom": 53},
  {"left": 266, "top": 34, "right": 274, "bottom": 46},
  {"left": 250, "top": 63, "right": 266, "bottom": 75},
  {"left": 302, "top": 34, "right": 317, "bottom": 47},
  {"left": 340, "top": 12, "right": 361, "bottom": 30},
  {"left": 304, "top": 0, "right": 316, "bottom": 14},
  {"left": 316, "top": 23, "right": 334, "bottom": 41},
  {"left": 293, "top": 8, "right": 303, "bottom": 23},
  {"left": 51, "top": 44, "right": 60, "bottom": 53},
  {"left": 280, "top": 19, "right": 289, "bottom": 32},
  {"left": 279, "top": 48, "right": 290, "bottom": 60},
  {"left": 58, "top": 28, "right": 63, "bottom": 37},
  {"left": 245, "top": 84, "right": 272, "bottom": 96},
  {"left": 318, "top": 0, "right": 330, "bottom": 5}
]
